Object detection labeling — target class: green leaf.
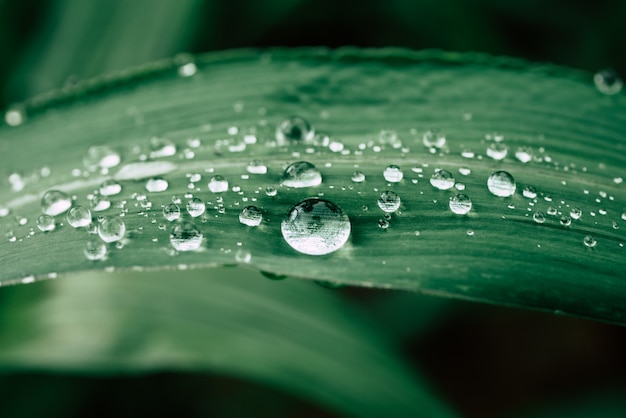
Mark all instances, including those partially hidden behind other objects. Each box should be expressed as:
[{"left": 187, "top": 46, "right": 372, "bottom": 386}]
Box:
[
  {"left": 1, "top": 48, "right": 625, "bottom": 325},
  {"left": 0, "top": 267, "right": 456, "bottom": 418}
]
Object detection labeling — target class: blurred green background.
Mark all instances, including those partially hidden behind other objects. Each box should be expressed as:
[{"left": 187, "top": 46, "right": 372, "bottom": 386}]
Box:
[{"left": 1, "top": 1, "right": 626, "bottom": 417}]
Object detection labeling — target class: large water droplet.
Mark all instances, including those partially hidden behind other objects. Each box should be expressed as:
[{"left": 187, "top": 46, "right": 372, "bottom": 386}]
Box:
[
  {"left": 170, "top": 222, "right": 203, "bottom": 251},
  {"left": 36, "top": 214, "right": 55, "bottom": 232},
  {"left": 41, "top": 190, "right": 72, "bottom": 216},
  {"left": 98, "top": 217, "right": 126, "bottom": 242},
  {"left": 276, "top": 115, "right": 314, "bottom": 144},
  {"left": 383, "top": 165, "right": 403, "bottom": 183},
  {"left": 281, "top": 198, "right": 351, "bottom": 256},
  {"left": 146, "top": 177, "right": 169, "bottom": 192},
  {"left": 280, "top": 161, "right": 322, "bottom": 188},
  {"left": 84, "top": 145, "right": 121, "bottom": 170},
  {"left": 239, "top": 206, "right": 263, "bottom": 226},
  {"left": 84, "top": 238, "right": 107, "bottom": 261},
  {"left": 377, "top": 191, "right": 401, "bottom": 213},
  {"left": 486, "top": 143, "right": 508, "bottom": 160},
  {"left": 449, "top": 194, "right": 472, "bottom": 215},
  {"left": 594, "top": 69, "right": 623, "bottom": 95},
  {"left": 67, "top": 206, "right": 92, "bottom": 228},
  {"left": 186, "top": 198, "right": 206, "bottom": 217},
  {"left": 487, "top": 171, "right": 516, "bottom": 197},
  {"left": 430, "top": 169, "right": 455, "bottom": 190},
  {"left": 100, "top": 180, "right": 122, "bottom": 196},
  {"left": 208, "top": 175, "right": 229, "bottom": 193}
]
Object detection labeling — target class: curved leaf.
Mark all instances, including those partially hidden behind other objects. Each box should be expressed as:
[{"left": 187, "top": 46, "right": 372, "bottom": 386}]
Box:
[{"left": 1, "top": 48, "right": 625, "bottom": 325}]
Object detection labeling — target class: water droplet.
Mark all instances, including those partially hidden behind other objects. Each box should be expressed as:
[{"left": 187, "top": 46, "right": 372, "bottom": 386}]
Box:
[
  {"left": 583, "top": 235, "right": 597, "bottom": 248},
  {"left": 146, "top": 177, "right": 169, "bottom": 192},
  {"left": 351, "top": 171, "right": 365, "bottom": 183},
  {"left": 377, "top": 218, "right": 390, "bottom": 229},
  {"left": 235, "top": 248, "right": 252, "bottom": 263},
  {"left": 281, "top": 198, "right": 351, "bottom": 256},
  {"left": 377, "top": 191, "right": 401, "bottom": 213},
  {"left": 97, "top": 217, "right": 126, "bottom": 243},
  {"left": 84, "top": 238, "right": 107, "bottom": 261},
  {"left": 560, "top": 216, "right": 572, "bottom": 226},
  {"left": 149, "top": 136, "right": 177, "bottom": 158},
  {"left": 466, "top": 229, "right": 475, "bottom": 236},
  {"left": 163, "top": 204, "right": 181, "bottom": 221},
  {"left": 100, "top": 179, "right": 122, "bottom": 196},
  {"left": 594, "top": 69, "right": 623, "bottom": 95},
  {"left": 515, "top": 147, "right": 532, "bottom": 163},
  {"left": 5, "top": 108, "right": 25, "bottom": 126},
  {"left": 36, "top": 214, "right": 55, "bottom": 232},
  {"left": 90, "top": 195, "right": 111, "bottom": 212},
  {"left": 280, "top": 161, "right": 322, "bottom": 188},
  {"left": 239, "top": 206, "right": 263, "bottom": 226},
  {"left": 115, "top": 161, "right": 177, "bottom": 180},
  {"left": 533, "top": 211, "right": 546, "bottom": 224},
  {"left": 621, "top": 212, "right": 626, "bottom": 221},
  {"left": 247, "top": 160, "right": 268, "bottom": 174},
  {"left": 67, "top": 206, "right": 92, "bottom": 228},
  {"left": 458, "top": 167, "right": 471, "bottom": 176},
  {"left": 449, "top": 194, "right": 472, "bottom": 215},
  {"left": 84, "top": 145, "right": 121, "bottom": 170},
  {"left": 178, "top": 62, "right": 197, "bottom": 77},
  {"left": 170, "top": 222, "right": 203, "bottom": 251},
  {"left": 486, "top": 143, "right": 508, "bottom": 160},
  {"left": 383, "top": 165, "right": 403, "bottom": 183},
  {"left": 208, "top": 175, "right": 229, "bottom": 193},
  {"left": 430, "top": 169, "right": 455, "bottom": 190},
  {"left": 522, "top": 185, "right": 537, "bottom": 199},
  {"left": 570, "top": 207, "right": 583, "bottom": 220},
  {"left": 41, "top": 190, "right": 72, "bottom": 216},
  {"left": 265, "top": 186, "right": 277, "bottom": 197},
  {"left": 487, "top": 171, "right": 516, "bottom": 197},
  {"left": 186, "top": 198, "right": 205, "bottom": 217},
  {"left": 276, "top": 115, "right": 314, "bottom": 144},
  {"left": 547, "top": 206, "right": 557, "bottom": 216},
  {"left": 423, "top": 130, "right": 446, "bottom": 148}
]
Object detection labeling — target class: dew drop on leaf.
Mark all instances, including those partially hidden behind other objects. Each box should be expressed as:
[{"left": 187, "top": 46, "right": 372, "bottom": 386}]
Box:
[
  {"left": 36, "top": 214, "right": 55, "bottom": 232},
  {"left": 83, "top": 145, "right": 121, "bottom": 170},
  {"left": 377, "top": 191, "right": 401, "bottom": 213},
  {"left": 145, "top": 177, "right": 169, "bottom": 192},
  {"left": 430, "top": 169, "right": 455, "bottom": 190},
  {"left": 583, "top": 235, "right": 597, "bottom": 248},
  {"left": 487, "top": 171, "right": 516, "bottom": 197},
  {"left": 276, "top": 115, "right": 314, "bottom": 144},
  {"left": 67, "top": 206, "right": 92, "bottom": 228},
  {"left": 170, "top": 221, "right": 203, "bottom": 251},
  {"left": 208, "top": 175, "right": 229, "bottom": 193},
  {"left": 422, "top": 130, "right": 446, "bottom": 148},
  {"left": 84, "top": 238, "right": 107, "bottom": 261},
  {"left": 41, "top": 190, "right": 72, "bottom": 216},
  {"left": 533, "top": 211, "right": 546, "bottom": 224},
  {"left": 351, "top": 171, "right": 365, "bottom": 183},
  {"left": 239, "top": 206, "right": 263, "bottom": 226},
  {"left": 383, "top": 165, "right": 403, "bottom": 183},
  {"left": 522, "top": 185, "right": 537, "bottom": 199},
  {"left": 449, "top": 194, "right": 472, "bottom": 215},
  {"left": 281, "top": 198, "right": 351, "bottom": 256},
  {"left": 280, "top": 161, "right": 322, "bottom": 188},
  {"left": 247, "top": 160, "right": 268, "bottom": 174},
  {"left": 235, "top": 248, "right": 252, "bottom": 263},
  {"left": 163, "top": 203, "right": 181, "bottom": 221},
  {"left": 100, "top": 180, "right": 122, "bottom": 196},
  {"left": 186, "top": 198, "right": 206, "bottom": 218},
  {"left": 97, "top": 217, "right": 126, "bottom": 243},
  {"left": 486, "top": 143, "right": 508, "bottom": 160},
  {"left": 570, "top": 207, "right": 583, "bottom": 220},
  {"left": 149, "top": 136, "right": 177, "bottom": 158},
  {"left": 594, "top": 69, "right": 623, "bottom": 95}
]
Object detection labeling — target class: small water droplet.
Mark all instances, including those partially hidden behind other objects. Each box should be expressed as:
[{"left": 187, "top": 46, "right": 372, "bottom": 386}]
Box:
[
  {"left": 515, "top": 147, "right": 533, "bottom": 163},
  {"left": 449, "top": 194, "right": 472, "bottom": 215},
  {"left": 97, "top": 217, "right": 126, "bottom": 242},
  {"left": 36, "top": 214, "right": 55, "bottom": 232},
  {"left": 594, "top": 69, "right": 623, "bottom": 95},
  {"left": 178, "top": 62, "right": 197, "bottom": 77},
  {"left": 377, "top": 218, "right": 390, "bottom": 229},
  {"left": 90, "top": 195, "right": 111, "bottom": 212},
  {"left": 276, "top": 115, "right": 314, "bottom": 144},
  {"left": 41, "top": 190, "right": 72, "bottom": 216},
  {"left": 149, "top": 136, "right": 177, "bottom": 158},
  {"left": 5, "top": 108, "right": 25, "bottom": 126},
  {"left": 170, "top": 221, "right": 203, "bottom": 251},
  {"left": 280, "top": 161, "right": 322, "bottom": 188},
  {"left": 235, "top": 248, "right": 252, "bottom": 263},
  {"left": 281, "top": 198, "right": 350, "bottom": 256},
  {"left": 570, "top": 208, "right": 583, "bottom": 220},
  {"left": 84, "top": 238, "right": 107, "bottom": 261},
  {"left": 547, "top": 207, "right": 557, "bottom": 216},
  {"left": 351, "top": 171, "right": 365, "bottom": 183},
  {"left": 146, "top": 177, "right": 169, "bottom": 192},
  {"left": 84, "top": 145, "right": 121, "bottom": 170},
  {"left": 265, "top": 186, "right": 277, "bottom": 197},
  {"left": 487, "top": 171, "right": 516, "bottom": 197},
  {"left": 533, "top": 211, "right": 546, "bottom": 224},
  {"left": 329, "top": 140, "right": 344, "bottom": 152},
  {"left": 383, "top": 165, "right": 403, "bottom": 183},
  {"left": 239, "top": 206, "right": 263, "bottom": 226},
  {"left": 466, "top": 229, "right": 475, "bottom": 236},
  {"left": 560, "top": 216, "right": 572, "bottom": 226},
  {"left": 423, "top": 130, "right": 446, "bottom": 148},
  {"left": 100, "top": 179, "right": 122, "bottom": 196},
  {"left": 458, "top": 166, "right": 471, "bottom": 176},
  {"left": 583, "top": 235, "right": 597, "bottom": 248},
  {"left": 377, "top": 191, "right": 401, "bottom": 213},
  {"left": 163, "top": 203, "right": 181, "bottom": 221},
  {"left": 522, "top": 185, "right": 537, "bottom": 199},
  {"left": 486, "top": 143, "right": 508, "bottom": 160},
  {"left": 247, "top": 160, "right": 268, "bottom": 174},
  {"left": 67, "top": 206, "right": 91, "bottom": 228},
  {"left": 208, "top": 175, "right": 229, "bottom": 193},
  {"left": 186, "top": 198, "right": 206, "bottom": 217},
  {"left": 430, "top": 169, "right": 455, "bottom": 190}
]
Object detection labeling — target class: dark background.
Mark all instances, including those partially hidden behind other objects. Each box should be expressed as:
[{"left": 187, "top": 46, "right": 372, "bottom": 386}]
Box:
[{"left": 1, "top": 1, "right": 625, "bottom": 417}]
